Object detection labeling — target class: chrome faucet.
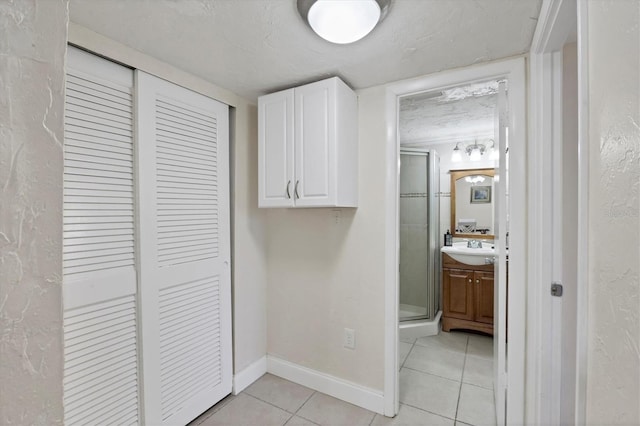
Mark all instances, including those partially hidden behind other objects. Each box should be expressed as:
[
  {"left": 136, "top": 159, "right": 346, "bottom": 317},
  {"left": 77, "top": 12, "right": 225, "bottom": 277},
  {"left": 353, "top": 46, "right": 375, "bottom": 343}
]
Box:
[{"left": 467, "top": 239, "right": 482, "bottom": 249}]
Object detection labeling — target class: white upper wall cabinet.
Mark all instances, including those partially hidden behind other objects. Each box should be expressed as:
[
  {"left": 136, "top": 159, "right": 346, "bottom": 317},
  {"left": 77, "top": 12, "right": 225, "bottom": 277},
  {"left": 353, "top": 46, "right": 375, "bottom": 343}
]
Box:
[{"left": 258, "top": 77, "right": 358, "bottom": 208}]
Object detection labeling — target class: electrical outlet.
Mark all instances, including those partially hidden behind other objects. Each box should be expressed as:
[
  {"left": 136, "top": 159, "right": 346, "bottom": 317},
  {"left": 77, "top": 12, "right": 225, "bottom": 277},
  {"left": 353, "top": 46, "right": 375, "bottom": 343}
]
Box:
[{"left": 344, "top": 328, "right": 355, "bottom": 349}]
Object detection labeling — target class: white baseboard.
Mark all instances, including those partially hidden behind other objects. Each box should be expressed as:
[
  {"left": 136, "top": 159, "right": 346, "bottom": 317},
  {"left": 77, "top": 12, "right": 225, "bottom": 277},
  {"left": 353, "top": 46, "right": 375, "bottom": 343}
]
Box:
[
  {"left": 267, "top": 355, "right": 384, "bottom": 415},
  {"left": 233, "top": 355, "right": 267, "bottom": 395}
]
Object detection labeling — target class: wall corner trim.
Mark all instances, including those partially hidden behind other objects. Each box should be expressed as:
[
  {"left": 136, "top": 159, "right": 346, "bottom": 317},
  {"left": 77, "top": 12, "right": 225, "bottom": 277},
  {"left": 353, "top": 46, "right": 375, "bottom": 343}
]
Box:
[
  {"left": 233, "top": 356, "right": 268, "bottom": 395},
  {"left": 266, "top": 355, "right": 385, "bottom": 415}
]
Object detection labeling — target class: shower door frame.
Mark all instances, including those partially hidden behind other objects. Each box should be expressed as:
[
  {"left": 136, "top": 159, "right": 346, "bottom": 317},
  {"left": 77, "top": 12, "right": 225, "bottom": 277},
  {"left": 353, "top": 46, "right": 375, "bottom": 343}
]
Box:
[
  {"left": 382, "top": 57, "right": 527, "bottom": 421},
  {"left": 398, "top": 149, "right": 439, "bottom": 322}
]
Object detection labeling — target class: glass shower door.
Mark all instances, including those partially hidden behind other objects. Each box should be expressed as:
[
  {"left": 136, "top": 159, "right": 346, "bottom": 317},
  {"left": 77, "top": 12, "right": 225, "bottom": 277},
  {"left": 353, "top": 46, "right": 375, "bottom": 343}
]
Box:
[{"left": 399, "top": 151, "right": 430, "bottom": 321}]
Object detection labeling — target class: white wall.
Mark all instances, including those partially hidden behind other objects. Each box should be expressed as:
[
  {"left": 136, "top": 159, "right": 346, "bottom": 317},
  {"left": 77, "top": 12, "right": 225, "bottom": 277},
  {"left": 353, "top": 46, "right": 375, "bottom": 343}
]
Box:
[
  {"left": 266, "top": 86, "right": 387, "bottom": 391},
  {"left": 0, "top": 1, "right": 68, "bottom": 424},
  {"left": 586, "top": 1, "right": 640, "bottom": 423},
  {"left": 231, "top": 102, "right": 269, "bottom": 374}
]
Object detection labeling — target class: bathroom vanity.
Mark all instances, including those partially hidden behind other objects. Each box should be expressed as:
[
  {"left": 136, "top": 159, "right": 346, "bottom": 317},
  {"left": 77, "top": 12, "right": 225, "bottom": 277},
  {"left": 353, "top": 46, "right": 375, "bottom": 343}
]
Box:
[{"left": 441, "top": 251, "right": 495, "bottom": 335}]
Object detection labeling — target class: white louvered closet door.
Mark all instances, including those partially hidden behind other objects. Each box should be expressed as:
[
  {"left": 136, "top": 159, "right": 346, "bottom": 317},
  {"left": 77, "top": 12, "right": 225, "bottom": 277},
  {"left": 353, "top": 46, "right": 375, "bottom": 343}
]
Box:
[
  {"left": 63, "top": 46, "right": 140, "bottom": 425},
  {"left": 136, "top": 71, "right": 232, "bottom": 425}
]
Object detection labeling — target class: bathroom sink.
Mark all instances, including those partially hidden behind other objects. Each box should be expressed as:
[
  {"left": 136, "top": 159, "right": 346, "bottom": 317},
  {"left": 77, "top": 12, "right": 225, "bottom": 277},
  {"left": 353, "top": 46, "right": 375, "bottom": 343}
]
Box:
[{"left": 441, "top": 241, "right": 496, "bottom": 266}]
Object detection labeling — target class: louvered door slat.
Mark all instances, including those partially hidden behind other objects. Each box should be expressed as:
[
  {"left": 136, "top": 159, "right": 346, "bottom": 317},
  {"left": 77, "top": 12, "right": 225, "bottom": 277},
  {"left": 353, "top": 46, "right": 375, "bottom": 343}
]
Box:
[
  {"left": 66, "top": 106, "right": 133, "bottom": 131},
  {"left": 65, "top": 96, "right": 132, "bottom": 120},
  {"left": 138, "top": 71, "right": 231, "bottom": 425},
  {"left": 66, "top": 100, "right": 132, "bottom": 125},
  {"left": 157, "top": 145, "right": 217, "bottom": 164},
  {"left": 156, "top": 103, "right": 218, "bottom": 129},
  {"left": 66, "top": 132, "right": 133, "bottom": 151},
  {"left": 66, "top": 143, "right": 132, "bottom": 161},
  {"left": 63, "top": 46, "right": 140, "bottom": 426}
]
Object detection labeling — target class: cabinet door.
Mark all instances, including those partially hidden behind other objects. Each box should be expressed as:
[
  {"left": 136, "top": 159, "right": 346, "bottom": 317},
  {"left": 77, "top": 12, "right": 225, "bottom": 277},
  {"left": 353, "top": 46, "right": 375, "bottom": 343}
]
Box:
[
  {"left": 259, "top": 89, "right": 294, "bottom": 207},
  {"left": 443, "top": 268, "right": 474, "bottom": 321},
  {"left": 474, "top": 271, "right": 495, "bottom": 324},
  {"left": 294, "top": 79, "right": 336, "bottom": 207}
]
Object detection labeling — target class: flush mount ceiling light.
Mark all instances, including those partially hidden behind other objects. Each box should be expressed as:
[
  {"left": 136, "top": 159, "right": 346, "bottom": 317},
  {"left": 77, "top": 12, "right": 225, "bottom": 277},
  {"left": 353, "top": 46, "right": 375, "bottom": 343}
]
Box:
[{"left": 297, "top": 0, "right": 392, "bottom": 44}]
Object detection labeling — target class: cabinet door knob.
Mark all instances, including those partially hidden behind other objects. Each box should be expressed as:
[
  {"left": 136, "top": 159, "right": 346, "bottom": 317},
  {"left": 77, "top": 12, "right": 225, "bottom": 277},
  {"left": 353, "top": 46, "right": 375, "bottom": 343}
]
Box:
[
  {"left": 468, "top": 279, "right": 472, "bottom": 283},
  {"left": 294, "top": 180, "right": 300, "bottom": 199},
  {"left": 476, "top": 280, "right": 480, "bottom": 284},
  {"left": 286, "top": 180, "right": 291, "bottom": 199}
]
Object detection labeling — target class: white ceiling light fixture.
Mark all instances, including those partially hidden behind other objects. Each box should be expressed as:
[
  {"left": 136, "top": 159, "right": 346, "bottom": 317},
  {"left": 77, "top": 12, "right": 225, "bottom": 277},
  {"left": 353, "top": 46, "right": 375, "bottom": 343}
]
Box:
[{"left": 298, "top": 0, "right": 392, "bottom": 45}]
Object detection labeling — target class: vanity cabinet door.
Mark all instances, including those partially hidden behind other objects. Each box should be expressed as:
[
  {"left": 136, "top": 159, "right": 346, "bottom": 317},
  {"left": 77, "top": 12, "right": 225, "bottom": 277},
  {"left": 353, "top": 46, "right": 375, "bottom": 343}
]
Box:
[
  {"left": 443, "top": 268, "right": 474, "bottom": 321},
  {"left": 474, "top": 271, "right": 494, "bottom": 324}
]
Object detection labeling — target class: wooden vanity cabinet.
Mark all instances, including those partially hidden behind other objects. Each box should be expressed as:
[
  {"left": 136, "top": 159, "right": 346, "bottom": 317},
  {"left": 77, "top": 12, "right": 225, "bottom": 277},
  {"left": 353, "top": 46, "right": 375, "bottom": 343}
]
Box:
[{"left": 442, "top": 253, "right": 494, "bottom": 335}]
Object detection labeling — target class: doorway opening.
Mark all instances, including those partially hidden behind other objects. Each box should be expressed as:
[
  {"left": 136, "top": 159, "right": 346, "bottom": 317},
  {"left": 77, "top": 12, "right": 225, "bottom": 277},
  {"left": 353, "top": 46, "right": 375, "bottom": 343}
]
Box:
[
  {"left": 383, "top": 58, "right": 527, "bottom": 424},
  {"left": 396, "top": 79, "right": 504, "bottom": 425}
]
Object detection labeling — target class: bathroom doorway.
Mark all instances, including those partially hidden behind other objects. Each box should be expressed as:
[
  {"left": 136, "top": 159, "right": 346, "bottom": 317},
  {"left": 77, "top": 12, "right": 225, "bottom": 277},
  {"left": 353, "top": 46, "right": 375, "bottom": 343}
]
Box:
[
  {"left": 382, "top": 58, "right": 527, "bottom": 424},
  {"left": 396, "top": 80, "right": 502, "bottom": 425}
]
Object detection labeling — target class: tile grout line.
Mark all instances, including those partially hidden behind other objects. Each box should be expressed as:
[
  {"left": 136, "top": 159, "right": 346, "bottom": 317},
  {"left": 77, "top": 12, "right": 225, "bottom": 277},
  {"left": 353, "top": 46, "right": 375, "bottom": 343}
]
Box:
[
  {"left": 368, "top": 410, "right": 377, "bottom": 426},
  {"left": 193, "top": 393, "right": 236, "bottom": 424},
  {"left": 400, "top": 335, "right": 465, "bottom": 422},
  {"left": 454, "top": 336, "right": 470, "bottom": 423},
  {"left": 401, "top": 365, "right": 462, "bottom": 384},
  {"left": 239, "top": 391, "right": 305, "bottom": 425},
  {"left": 399, "top": 339, "right": 416, "bottom": 370},
  {"left": 291, "top": 390, "right": 320, "bottom": 425},
  {"left": 399, "top": 401, "right": 457, "bottom": 422}
]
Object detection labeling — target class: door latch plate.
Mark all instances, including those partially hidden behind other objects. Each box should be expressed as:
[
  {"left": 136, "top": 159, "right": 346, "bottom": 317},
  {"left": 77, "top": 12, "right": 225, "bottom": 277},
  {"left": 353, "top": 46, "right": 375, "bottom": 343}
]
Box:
[{"left": 551, "top": 282, "right": 563, "bottom": 297}]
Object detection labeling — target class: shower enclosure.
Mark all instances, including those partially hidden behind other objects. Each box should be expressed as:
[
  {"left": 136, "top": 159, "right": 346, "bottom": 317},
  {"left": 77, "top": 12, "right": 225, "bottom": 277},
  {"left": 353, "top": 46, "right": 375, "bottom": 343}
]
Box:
[{"left": 399, "top": 150, "right": 440, "bottom": 322}]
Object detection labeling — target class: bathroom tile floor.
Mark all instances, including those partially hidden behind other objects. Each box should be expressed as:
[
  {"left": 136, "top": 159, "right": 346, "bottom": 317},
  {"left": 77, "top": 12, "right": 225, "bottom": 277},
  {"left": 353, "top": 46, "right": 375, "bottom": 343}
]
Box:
[{"left": 191, "top": 331, "right": 494, "bottom": 426}]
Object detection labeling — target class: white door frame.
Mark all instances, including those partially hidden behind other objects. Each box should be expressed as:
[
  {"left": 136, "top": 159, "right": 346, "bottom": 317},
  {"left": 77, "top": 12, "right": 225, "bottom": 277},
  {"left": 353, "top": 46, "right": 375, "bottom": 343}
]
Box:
[
  {"left": 383, "top": 57, "right": 527, "bottom": 422},
  {"left": 528, "top": 0, "right": 587, "bottom": 423}
]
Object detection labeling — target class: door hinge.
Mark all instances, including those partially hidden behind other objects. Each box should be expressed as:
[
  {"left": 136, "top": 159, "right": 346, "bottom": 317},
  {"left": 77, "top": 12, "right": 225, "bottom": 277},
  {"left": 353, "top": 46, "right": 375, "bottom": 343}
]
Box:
[{"left": 551, "top": 282, "right": 563, "bottom": 297}]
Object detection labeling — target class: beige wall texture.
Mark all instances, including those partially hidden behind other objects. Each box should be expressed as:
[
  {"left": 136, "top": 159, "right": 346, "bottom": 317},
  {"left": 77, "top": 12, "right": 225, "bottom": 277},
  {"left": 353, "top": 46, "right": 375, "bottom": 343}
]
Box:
[
  {"left": 586, "top": 0, "right": 640, "bottom": 423},
  {"left": 0, "top": 0, "right": 69, "bottom": 424},
  {"left": 266, "top": 86, "right": 388, "bottom": 391},
  {"left": 231, "top": 102, "right": 268, "bottom": 373}
]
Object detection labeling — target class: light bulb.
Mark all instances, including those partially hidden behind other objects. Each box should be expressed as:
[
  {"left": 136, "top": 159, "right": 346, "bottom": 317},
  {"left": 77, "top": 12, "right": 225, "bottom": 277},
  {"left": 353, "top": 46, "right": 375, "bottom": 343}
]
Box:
[
  {"left": 470, "top": 147, "right": 482, "bottom": 161},
  {"left": 490, "top": 146, "right": 499, "bottom": 160},
  {"left": 451, "top": 146, "right": 462, "bottom": 162}
]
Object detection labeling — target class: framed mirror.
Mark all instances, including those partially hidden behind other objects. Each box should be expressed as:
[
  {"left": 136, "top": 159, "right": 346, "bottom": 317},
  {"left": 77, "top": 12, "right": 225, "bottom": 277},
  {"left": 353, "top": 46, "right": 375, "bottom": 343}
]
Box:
[{"left": 450, "top": 168, "right": 495, "bottom": 239}]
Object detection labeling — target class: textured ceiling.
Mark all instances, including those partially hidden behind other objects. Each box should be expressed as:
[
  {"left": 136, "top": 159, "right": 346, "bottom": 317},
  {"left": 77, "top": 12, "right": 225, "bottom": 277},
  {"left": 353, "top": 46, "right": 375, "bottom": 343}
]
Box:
[
  {"left": 69, "top": 0, "right": 541, "bottom": 102},
  {"left": 399, "top": 80, "right": 499, "bottom": 144}
]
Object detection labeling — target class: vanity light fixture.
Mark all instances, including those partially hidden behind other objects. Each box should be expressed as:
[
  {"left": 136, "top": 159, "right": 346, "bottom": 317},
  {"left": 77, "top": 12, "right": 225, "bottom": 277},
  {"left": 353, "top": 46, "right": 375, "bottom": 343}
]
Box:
[
  {"left": 297, "top": 0, "right": 392, "bottom": 44},
  {"left": 452, "top": 139, "right": 496, "bottom": 162},
  {"left": 451, "top": 142, "right": 463, "bottom": 163},
  {"left": 464, "top": 175, "right": 486, "bottom": 184},
  {"left": 467, "top": 140, "right": 485, "bottom": 161},
  {"left": 488, "top": 140, "right": 499, "bottom": 160}
]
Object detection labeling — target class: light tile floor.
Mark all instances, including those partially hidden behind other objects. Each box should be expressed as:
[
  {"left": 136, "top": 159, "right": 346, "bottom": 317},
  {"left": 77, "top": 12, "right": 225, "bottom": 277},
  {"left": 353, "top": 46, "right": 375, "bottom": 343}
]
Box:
[{"left": 191, "top": 331, "right": 494, "bottom": 426}]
